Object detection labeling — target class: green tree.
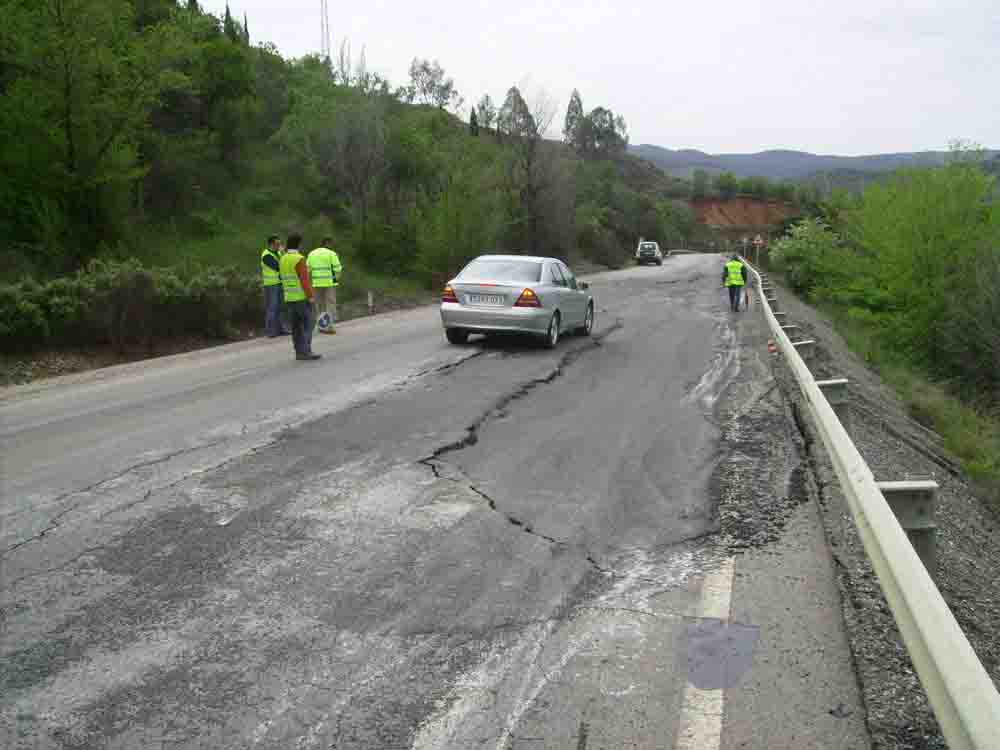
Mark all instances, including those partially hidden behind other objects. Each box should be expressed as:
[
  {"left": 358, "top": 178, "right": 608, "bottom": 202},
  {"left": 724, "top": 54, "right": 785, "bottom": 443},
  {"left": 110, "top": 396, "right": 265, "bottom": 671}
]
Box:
[
  {"left": 476, "top": 94, "right": 496, "bottom": 135},
  {"left": 574, "top": 106, "right": 627, "bottom": 156},
  {"left": 498, "top": 86, "right": 536, "bottom": 140},
  {"left": 691, "top": 170, "right": 709, "bottom": 199},
  {"left": 714, "top": 171, "right": 738, "bottom": 199},
  {"left": 846, "top": 163, "right": 999, "bottom": 374},
  {"left": 769, "top": 218, "right": 850, "bottom": 297},
  {"left": 564, "top": 89, "right": 583, "bottom": 145},
  {"left": 406, "top": 58, "right": 462, "bottom": 110},
  {"left": 135, "top": 0, "right": 176, "bottom": 28},
  {"left": 469, "top": 106, "right": 479, "bottom": 136},
  {"left": 0, "top": 0, "right": 187, "bottom": 265},
  {"left": 223, "top": 3, "right": 240, "bottom": 43}
]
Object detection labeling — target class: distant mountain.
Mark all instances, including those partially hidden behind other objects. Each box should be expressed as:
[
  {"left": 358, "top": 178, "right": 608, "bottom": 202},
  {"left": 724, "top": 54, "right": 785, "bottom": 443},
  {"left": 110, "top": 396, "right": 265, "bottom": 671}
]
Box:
[{"left": 629, "top": 145, "right": 1000, "bottom": 181}]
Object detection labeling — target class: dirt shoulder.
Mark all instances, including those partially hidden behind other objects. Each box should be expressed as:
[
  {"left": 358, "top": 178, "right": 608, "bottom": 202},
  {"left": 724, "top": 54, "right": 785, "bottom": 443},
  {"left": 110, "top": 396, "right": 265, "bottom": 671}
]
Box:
[{"left": 763, "top": 282, "right": 1000, "bottom": 750}]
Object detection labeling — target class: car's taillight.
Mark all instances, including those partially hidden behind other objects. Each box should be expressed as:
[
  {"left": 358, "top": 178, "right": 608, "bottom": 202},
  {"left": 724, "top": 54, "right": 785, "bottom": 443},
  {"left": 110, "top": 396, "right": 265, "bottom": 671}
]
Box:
[
  {"left": 514, "top": 288, "right": 542, "bottom": 308},
  {"left": 442, "top": 285, "right": 459, "bottom": 304}
]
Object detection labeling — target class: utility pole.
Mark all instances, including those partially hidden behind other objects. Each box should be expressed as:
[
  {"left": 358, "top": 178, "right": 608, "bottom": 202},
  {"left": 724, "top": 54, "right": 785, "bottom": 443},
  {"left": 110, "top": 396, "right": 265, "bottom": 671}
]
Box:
[{"left": 320, "top": 0, "right": 331, "bottom": 62}]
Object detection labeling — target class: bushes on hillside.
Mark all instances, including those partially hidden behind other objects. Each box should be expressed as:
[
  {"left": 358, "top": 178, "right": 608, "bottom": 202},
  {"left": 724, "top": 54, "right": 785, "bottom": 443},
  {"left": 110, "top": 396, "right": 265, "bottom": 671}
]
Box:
[
  {"left": 1, "top": 260, "right": 260, "bottom": 353},
  {"left": 771, "top": 161, "right": 1000, "bottom": 404}
]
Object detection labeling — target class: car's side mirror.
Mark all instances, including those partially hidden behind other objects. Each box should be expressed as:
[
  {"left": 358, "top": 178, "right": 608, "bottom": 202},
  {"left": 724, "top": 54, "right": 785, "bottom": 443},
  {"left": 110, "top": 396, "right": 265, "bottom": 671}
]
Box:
[{"left": 579, "top": 282, "right": 590, "bottom": 291}]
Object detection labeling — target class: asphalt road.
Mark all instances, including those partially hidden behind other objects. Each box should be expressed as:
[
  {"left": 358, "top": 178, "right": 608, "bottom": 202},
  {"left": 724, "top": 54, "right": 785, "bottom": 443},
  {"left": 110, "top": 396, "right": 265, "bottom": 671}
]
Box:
[{"left": 1, "top": 255, "right": 868, "bottom": 749}]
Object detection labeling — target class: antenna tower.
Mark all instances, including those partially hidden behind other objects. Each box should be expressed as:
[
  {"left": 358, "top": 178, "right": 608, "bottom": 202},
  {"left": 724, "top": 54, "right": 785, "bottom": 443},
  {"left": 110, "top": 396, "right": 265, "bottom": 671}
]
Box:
[{"left": 320, "top": 0, "right": 331, "bottom": 61}]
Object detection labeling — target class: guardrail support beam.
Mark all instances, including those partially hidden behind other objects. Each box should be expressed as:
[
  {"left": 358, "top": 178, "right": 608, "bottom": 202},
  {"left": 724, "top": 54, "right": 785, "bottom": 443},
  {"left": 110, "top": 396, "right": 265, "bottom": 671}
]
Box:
[
  {"left": 876, "top": 480, "right": 938, "bottom": 576},
  {"left": 791, "top": 339, "right": 816, "bottom": 365},
  {"left": 816, "top": 377, "right": 850, "bottom": 433}
]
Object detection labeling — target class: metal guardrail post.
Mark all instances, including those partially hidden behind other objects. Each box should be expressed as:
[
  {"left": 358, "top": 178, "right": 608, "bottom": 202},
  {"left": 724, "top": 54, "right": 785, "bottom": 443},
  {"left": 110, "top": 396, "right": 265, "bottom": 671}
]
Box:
[
  {"left": 791, "top": 339, "right": 816, "bottom": 365},
  {"left": 877, "top": 480, "right": 938, "bottom": 577},
  {"left": 739, "top": 256, "right": 1000, "bottom": 749},
  {"left": 816, "top": 378, "right": 851, "bottom": 434}
]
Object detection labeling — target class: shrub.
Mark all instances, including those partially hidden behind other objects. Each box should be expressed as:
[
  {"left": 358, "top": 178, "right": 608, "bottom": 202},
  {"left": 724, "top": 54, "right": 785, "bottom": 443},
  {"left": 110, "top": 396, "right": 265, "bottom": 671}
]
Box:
[{"left": 1, "top": 260, "right": 261, "bottom": 354}]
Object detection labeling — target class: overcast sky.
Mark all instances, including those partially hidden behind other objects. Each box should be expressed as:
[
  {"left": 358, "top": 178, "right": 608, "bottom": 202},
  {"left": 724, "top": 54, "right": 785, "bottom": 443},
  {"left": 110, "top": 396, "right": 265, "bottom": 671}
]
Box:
[{"left": 202, "top": 0, "right": 999, "bottom": 156}]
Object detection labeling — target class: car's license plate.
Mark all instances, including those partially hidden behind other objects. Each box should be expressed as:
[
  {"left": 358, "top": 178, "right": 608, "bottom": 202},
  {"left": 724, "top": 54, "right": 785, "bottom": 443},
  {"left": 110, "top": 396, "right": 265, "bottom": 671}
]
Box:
[{"left": 468, "top": 294, "right": 505, "bottom": 306}]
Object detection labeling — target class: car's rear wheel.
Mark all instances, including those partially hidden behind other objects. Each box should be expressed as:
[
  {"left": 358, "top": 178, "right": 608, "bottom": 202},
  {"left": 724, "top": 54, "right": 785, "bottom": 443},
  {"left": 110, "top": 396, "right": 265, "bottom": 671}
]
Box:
[
  {"left": 543, "top": 312, "right": 561, "bottom": 349},
  {"left": 575, "top": 303, "right": 594, "bottom": 336},
  {"left": 445, "top": 328, "right": 469, "bottom": 345}
]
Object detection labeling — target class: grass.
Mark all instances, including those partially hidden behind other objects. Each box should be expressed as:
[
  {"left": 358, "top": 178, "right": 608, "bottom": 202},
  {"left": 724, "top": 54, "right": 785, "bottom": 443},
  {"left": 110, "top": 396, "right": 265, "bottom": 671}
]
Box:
[{"left": 827, "top": 306, "right": 1000, "bottom": 513}]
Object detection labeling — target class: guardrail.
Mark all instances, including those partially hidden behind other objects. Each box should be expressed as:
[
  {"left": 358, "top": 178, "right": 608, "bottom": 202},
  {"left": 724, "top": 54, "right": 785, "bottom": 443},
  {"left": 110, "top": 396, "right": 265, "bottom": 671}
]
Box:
[{"left": 743, "top": 258, "right": 1000, "bottom": 750}]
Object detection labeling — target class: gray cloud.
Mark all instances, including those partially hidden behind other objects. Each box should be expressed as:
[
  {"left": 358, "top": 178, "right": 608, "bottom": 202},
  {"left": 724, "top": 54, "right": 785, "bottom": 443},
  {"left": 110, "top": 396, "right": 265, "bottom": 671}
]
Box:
[{"left": 203, "top": 0, "right": 999, "bottom": 155}]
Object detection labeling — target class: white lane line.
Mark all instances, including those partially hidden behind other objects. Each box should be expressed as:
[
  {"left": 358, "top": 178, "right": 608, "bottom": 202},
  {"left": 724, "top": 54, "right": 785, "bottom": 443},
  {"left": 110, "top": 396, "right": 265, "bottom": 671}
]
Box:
[{"left": 674, "top": 556, "right": 735, "bottom": 750}]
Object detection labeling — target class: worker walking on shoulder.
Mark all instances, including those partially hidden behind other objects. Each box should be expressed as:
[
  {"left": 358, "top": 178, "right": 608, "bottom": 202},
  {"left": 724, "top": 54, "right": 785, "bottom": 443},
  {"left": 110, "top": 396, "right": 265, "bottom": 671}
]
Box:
[
  {"left": 260, "top": 235, "right": 288, "bottom": 337},
  {"left": 279, "top": 232, "right": 321, "bottom": 360},
  {"left": 307, "top": 237, "right": 343, "bottom": 335},
  {"left": 722, "top": 254, "right": 747, "bottom": 312}
]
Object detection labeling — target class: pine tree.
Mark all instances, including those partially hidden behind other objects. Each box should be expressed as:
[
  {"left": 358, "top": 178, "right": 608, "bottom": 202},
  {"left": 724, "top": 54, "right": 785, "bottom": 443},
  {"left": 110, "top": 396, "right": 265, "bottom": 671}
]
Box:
[
  {"left": 469, "top": 107, "right": 480, "bottom": 136},
  {"left": 563, "top": 89, "right": 583, "bottom": 147},
  {"left": 186, "top": 0, "right": 199, "bottom": 11},
  {"left": 243, "top": 13, "right": 250, "bottom": 44},
  {"left": 223, "top": 4, "right": 239, "bottom": 42}
]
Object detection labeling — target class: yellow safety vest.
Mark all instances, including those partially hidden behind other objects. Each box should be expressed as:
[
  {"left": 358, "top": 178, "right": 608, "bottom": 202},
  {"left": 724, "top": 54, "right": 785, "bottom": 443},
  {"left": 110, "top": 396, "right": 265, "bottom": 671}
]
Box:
[
  {"left": 260, "top": 249, "right": 281, "bottom": 287},
  {"left": 279, "top": 252, "right": 307, "bottom": 302},
  {"left": 726, "top": 260, "right": 745, "bottom": 287},
  {"left": 306, "top": 247, "right": 342, "bottom": 288}
]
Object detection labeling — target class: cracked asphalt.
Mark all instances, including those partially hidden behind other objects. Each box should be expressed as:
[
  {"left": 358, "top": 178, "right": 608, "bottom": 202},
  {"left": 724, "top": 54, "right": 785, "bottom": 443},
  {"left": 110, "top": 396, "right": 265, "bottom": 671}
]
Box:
[{"left": 1, "top": 256, "right": 869, "bottom": 749}]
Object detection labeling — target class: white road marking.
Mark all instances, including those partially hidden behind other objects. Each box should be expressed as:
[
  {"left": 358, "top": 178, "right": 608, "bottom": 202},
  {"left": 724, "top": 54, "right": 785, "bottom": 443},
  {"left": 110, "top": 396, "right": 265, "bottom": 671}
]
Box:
[{"left": 674, "top": 556, "right": 736, "bottom": 750}]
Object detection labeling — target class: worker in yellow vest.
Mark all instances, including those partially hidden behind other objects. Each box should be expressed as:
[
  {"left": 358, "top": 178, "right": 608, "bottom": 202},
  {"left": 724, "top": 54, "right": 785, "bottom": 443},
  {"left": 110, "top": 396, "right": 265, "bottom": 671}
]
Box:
[
  {"left": 307, "top": 237, "right": 343, "bottom": 334},
  {"left": 260, "top": 235, "right": 289, "bottom": 337},
  {"left": 722, "top": 255, "right": 747, "bottom": 312},
  {"left": 279, "top": 232, "right": 321, "bottom": 360}
]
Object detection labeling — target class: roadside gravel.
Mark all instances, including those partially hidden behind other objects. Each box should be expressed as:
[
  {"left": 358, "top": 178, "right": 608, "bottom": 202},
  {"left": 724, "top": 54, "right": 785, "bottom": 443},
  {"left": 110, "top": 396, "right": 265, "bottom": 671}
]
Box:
[{"left": 765, "top": 281, "right": 1000, "bottom": 750}]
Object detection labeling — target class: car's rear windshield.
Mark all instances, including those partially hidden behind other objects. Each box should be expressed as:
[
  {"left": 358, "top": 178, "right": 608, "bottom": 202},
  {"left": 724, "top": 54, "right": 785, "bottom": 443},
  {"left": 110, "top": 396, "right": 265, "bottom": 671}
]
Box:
[
  {"left": 458, "top": 259, "right": 542, "bottom": 283},
  {"left": 640, "top": 243, "right": 657, "bottom": 250}
]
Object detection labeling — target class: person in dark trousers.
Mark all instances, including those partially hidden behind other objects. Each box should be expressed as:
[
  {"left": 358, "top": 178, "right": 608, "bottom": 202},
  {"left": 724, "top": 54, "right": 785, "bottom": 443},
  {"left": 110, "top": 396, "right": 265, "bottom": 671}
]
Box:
[
  {"left": 278, "top": 233, "right": 322, "bottom": 360},
  {"left": 260, "top": 235, "right": 290, "bottom": 337},
  {"left": 722, "top": 255, "right": 748, "bottom": 312}
]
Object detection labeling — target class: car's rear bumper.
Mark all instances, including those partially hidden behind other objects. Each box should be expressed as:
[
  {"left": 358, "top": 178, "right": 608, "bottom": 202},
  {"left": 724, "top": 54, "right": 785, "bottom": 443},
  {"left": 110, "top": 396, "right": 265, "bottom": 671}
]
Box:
[{"left": 440, "top": 304, "right": 551, "bottom": 335}]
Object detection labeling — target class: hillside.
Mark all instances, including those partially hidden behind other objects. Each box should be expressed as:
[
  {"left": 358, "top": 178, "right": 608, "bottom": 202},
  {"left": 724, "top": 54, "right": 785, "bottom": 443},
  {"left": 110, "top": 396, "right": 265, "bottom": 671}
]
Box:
[
  {"left": 691, "top": 197, "right": 798, "bottom": 228},
  {"left": 630, "top": 144, "right": 1000, "bottom": 181},
  {"left": 0, "top": 0, "right": 693, "bottom": 287}
]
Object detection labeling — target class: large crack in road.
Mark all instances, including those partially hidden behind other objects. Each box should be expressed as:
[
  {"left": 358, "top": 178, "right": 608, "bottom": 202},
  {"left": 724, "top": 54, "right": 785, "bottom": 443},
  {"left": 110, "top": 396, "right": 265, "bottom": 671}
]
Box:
[{"left": 418, "top": 319, "right": 630, "bottom": 553}]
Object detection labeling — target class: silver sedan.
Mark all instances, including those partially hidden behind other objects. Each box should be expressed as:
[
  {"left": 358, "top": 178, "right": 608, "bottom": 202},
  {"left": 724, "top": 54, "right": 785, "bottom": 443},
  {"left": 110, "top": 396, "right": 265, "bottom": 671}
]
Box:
[{"left": 440, "top": 255, "right": 595, "bottom": 348}]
